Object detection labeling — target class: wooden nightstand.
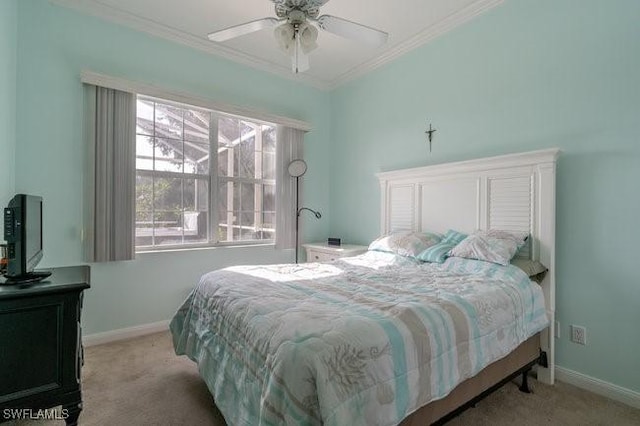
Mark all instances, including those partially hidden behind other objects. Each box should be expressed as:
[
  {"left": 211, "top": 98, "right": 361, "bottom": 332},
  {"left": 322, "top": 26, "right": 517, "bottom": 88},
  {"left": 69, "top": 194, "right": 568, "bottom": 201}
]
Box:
[{"left": 302, "top": 243, "right": 368, "bottom": 262}]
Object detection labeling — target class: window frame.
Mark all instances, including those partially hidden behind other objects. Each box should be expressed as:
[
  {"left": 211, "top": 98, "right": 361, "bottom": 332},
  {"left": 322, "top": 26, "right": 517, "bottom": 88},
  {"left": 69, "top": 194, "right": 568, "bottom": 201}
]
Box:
[{"left": 135, "top": 95, "right": 277, "bottom": 252}]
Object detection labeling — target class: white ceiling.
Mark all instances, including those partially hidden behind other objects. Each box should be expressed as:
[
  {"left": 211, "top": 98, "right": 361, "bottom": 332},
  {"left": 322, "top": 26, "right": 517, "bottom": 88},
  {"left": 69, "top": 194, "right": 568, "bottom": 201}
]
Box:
[{"left": 51, "top": 0, "right": 503, "bottom": 89}]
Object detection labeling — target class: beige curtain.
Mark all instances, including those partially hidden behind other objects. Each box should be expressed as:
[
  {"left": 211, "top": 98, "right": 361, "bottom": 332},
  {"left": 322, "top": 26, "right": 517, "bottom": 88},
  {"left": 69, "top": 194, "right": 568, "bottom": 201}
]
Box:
[{"left": 83, "top": 85, "right": 136, "bottom": 262}]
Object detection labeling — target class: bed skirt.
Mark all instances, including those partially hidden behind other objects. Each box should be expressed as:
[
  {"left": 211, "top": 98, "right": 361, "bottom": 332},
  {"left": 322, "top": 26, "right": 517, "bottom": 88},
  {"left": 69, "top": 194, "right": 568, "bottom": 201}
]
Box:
[{"left": 400, "top": 333, "right": 540, "bottom": 425}]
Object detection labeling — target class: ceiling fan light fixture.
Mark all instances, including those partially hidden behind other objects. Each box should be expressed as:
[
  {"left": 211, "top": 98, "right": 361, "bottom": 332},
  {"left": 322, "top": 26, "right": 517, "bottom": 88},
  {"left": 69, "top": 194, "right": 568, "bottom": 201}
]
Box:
[
  {"left": 274, "top": 22, "right": 318, "bottom": 54},
  {"left": 292, "top": 28, "right": 310, "bottom": 73},
  {"left": 274, "top": 22, "right": 317, "bottom": 73},
  {"left": 298, "top": 22, "right": 318, "bottom": 54},
  {"left": 274, "top": 23, "right": 295, "bottom": 52},
  {"left": 208, "top": 0, "right": 388, "bottom": 75}
]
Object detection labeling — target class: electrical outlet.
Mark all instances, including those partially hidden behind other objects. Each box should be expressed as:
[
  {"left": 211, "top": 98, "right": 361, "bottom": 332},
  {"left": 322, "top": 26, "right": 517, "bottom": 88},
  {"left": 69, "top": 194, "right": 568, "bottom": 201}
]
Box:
[
  {"left": 570, "top": 325, "right": 587, "bottom": 345},
  {"left": 555, "top": 320, "right": 560, "bottom": 339}
]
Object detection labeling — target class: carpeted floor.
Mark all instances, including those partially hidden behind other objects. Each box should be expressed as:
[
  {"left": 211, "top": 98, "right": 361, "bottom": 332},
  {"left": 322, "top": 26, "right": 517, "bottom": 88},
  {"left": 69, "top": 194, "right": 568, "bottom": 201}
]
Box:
[{"left": 10, "top": 331, "right": 640, "bottom": 426}]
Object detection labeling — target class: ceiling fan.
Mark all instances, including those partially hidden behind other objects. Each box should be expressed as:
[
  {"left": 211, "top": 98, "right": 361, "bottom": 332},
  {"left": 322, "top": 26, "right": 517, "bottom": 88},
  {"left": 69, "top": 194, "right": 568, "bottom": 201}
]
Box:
[{"left": 207, "top": 0, "right": 389, "bottom": 74}]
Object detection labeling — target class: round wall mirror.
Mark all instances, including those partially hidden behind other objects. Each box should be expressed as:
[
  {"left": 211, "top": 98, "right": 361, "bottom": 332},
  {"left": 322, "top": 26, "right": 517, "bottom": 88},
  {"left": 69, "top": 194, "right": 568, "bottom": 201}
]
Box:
[{"left": 288, "top": 159, "right": 308, "bottom": 177}]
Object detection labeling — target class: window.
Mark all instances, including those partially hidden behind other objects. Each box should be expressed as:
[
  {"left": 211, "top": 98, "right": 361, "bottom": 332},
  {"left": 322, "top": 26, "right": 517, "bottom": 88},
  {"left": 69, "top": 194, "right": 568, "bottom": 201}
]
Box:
[{"left": 135, "top": 95, "right": 276, "bottom": 250}]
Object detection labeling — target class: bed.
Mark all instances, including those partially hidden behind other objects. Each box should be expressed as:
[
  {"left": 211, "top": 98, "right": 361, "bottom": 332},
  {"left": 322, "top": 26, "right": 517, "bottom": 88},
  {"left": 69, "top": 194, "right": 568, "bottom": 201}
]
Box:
[{"left": 170, "top": 148, "right": 559, "bottom": 425}]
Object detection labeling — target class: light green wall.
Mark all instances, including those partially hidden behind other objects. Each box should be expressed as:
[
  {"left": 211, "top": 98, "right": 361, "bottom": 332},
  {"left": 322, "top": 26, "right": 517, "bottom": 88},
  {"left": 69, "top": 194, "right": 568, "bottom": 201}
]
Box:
[
  {"left": 330, "top": 0, "right": 640, "bottom": 392},
  {"left": 0, "top": 0, "right": 17, "bottom": 206},
  {"left": 12, "top": 0, "right": 640, "bottom": 395},
  {"left": 15, "top": 0, "right": 331, "bottom": 335}
]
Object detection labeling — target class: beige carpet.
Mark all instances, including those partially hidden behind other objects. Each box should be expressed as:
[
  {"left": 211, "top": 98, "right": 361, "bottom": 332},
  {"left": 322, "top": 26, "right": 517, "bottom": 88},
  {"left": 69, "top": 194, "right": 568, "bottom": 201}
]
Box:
[{"left": 11, "top": 331, "right": 640, "bottom": 426}]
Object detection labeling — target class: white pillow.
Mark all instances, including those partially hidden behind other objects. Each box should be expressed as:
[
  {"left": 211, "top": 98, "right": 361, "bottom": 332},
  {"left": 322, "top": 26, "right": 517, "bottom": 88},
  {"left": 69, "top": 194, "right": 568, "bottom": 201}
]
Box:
[
  {"left": 449, "top": 229, "right": 528, "bottom": 266},
  {"left": 368, "top": 230, "right": 442, "bottom": 259}
]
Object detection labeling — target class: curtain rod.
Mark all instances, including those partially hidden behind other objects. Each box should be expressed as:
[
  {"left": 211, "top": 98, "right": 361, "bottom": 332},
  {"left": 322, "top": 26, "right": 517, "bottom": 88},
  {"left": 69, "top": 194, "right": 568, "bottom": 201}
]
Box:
[{"left": 80, "top": 70, "right": 312, "bottom": 132}]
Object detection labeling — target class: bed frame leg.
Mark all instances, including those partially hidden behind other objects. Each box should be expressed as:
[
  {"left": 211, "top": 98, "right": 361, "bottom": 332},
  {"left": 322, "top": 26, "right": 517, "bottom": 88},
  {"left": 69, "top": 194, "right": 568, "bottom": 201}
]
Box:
[{"left": 518, "top": 370, "right": 531, "bottom": 393}]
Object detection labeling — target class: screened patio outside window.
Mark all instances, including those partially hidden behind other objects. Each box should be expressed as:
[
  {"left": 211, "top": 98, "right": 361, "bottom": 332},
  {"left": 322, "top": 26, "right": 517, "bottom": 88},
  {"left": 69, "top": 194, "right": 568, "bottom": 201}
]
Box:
[{"left": 135, "top": 96, "right": 276, "bottom": 250}]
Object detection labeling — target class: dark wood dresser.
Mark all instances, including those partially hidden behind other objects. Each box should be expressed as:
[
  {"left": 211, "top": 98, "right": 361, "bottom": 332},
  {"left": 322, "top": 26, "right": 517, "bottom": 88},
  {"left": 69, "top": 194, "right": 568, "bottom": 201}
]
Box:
[{"left": 0, "top": 266, "right": 90, "bottom": 425}]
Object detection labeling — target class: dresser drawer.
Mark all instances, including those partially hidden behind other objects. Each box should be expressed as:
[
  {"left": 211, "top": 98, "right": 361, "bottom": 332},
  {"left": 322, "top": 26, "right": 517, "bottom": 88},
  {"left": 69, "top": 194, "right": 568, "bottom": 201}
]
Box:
[{"left": 307, "top": 249, "right": 337, "bottom": 262}]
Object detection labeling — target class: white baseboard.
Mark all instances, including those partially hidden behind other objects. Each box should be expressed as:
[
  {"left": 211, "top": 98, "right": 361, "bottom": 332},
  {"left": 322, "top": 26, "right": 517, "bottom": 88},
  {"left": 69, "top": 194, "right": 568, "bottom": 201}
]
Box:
[
  {"left": 555, "top": 366, "right": 640, "bottom": 409},
  {"left": 83, "top": 319, "right": 170, "bottom": 347}
]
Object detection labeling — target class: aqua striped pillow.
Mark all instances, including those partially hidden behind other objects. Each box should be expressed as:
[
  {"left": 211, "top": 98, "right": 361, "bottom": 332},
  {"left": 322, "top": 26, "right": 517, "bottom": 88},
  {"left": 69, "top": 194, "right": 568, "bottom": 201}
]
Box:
[{"left": 416, "top": 230, "right": 467, "bottom": 263}]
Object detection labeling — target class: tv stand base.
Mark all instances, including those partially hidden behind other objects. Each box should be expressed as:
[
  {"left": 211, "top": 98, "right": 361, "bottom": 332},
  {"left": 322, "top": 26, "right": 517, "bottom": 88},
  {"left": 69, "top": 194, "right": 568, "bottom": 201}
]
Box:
[{"left": 1, "top": 269, "right": 52, "bottom": 285}]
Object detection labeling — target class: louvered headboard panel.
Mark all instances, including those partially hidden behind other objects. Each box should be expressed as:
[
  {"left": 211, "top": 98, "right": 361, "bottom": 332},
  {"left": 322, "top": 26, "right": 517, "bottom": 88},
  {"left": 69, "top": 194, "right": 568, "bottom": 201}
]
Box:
[
  {"left": 387, "top": 184, "right": 415, "bottom": 232},
  {"left": 377, "top": 148, "right": 560, "bottom": 385},
  {"left": 488, "top": 175, "right": 534, "bottom": 258}
]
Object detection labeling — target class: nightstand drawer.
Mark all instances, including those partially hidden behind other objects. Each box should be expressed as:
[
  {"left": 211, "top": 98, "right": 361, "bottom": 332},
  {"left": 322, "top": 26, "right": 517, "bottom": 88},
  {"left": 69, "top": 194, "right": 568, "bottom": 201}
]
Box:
[
  {"left": 307, "top": 249, "right": 338, "bottom": 262},
  {"left": 302, "top": 243, "right": 368, "bottom": 263}
]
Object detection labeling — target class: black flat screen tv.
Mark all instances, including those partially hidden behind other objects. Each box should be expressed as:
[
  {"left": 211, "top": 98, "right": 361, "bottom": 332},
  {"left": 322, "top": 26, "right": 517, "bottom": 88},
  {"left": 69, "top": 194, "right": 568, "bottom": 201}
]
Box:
[{"left": 3, "top": 194, "right": 50, "bottom": 283}]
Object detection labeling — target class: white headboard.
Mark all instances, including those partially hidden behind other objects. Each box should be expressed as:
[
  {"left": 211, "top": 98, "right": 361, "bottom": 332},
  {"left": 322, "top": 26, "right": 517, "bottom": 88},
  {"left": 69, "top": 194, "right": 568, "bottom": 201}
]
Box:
[{"left": 376, "top": 148, "right": 560, "bottom": 384}]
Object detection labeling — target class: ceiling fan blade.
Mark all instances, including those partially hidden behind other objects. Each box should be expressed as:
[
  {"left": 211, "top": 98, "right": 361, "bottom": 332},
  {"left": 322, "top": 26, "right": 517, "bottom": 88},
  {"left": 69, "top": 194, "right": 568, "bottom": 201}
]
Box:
[
  {"left": 208, "top": 18, "right": 281, "bottom": 42},
  {"left": 315, "top": 15, "right": 388, "bottom": 47}
]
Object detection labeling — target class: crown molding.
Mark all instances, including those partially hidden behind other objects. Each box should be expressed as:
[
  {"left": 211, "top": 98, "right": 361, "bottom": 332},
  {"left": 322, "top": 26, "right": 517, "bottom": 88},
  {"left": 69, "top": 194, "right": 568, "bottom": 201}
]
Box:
[
  {"left": 328, "top": 0, "right": 504, "bottom": 89},
  {"left": 49, "top": 0, "right": 503, "bottom": 91},
  {"left": 48, "top": 0, "right": 331, "bottom": 90}
]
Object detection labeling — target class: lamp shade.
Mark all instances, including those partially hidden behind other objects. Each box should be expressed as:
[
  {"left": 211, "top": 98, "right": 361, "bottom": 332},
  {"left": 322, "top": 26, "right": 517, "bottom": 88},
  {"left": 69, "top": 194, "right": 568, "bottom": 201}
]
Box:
[{"left": 288, "top": 159, "right": 307, "bottom": 177}]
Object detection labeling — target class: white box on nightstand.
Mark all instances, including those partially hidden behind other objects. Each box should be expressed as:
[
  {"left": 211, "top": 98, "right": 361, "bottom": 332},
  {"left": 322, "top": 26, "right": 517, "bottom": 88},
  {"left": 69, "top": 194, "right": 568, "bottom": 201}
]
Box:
[{"left": 302, "top": 242, "right": 368, "bottom": 263}]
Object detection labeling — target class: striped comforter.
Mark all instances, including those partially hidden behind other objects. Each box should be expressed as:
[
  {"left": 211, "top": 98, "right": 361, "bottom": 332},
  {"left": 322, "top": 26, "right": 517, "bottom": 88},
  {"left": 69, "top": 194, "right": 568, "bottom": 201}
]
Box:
[{"left": 170, "top": 251, "right": 548, "bottom": 426}]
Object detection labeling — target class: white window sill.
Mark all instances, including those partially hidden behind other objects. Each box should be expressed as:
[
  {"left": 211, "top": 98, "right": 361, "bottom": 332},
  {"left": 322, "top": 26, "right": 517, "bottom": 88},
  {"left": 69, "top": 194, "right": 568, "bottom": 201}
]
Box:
[{"left": 135, "top": 241, "right": 276, "bottom": 255}]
